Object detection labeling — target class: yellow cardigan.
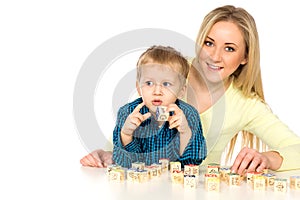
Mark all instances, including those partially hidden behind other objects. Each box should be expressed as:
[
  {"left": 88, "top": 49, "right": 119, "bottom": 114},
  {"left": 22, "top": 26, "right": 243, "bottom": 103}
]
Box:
[{"left": 199, "top": 82, "right": 300, "bottom": 171}]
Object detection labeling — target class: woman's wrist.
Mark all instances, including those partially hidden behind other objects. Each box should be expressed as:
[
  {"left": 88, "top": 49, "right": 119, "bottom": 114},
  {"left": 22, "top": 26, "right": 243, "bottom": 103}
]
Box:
[{"left": 262, "top": 151, "right": 283, "bottom": 170}]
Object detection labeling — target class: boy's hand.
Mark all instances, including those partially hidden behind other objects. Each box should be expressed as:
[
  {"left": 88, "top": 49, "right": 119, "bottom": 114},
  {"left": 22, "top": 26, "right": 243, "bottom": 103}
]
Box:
[
  {"left": 167, "top": 104, "right": 191, "bottom": 134},
  {"left": 121, "top": 102, "right": 151, "bottom": 135}
]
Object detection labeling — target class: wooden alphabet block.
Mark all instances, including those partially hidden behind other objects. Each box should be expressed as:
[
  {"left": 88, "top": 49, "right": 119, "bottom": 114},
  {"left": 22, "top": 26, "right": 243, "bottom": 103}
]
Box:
[
  {"left": 132, "top": 161, "right": 145, "bottom": 170},
  {"left": 156, "top": 106, "right": 169, "bottom": 121},
  {"left": 144, "top": 165, "right": 159, "bottom": 178},
  {"left": 127, "top": 168, "right": 137, "bottom": 182},
  {"left": 246, "top": 171, "right": 262, "bottom": 185},
  {"left": 108, "top": 169, "right": 125, "bottom": 182},
  {"left": 184, "top": 164, "right": 200, "bottom": 176},
  {"left": 290, "top": 176, "right": 300, "bottom": 190},
  {"left": 184, "top": 175, "right": 197, "bottom": 189},
  {"left": 170, "top": 161, "right": 181, "bottom": 173},
  {"left": 171, "top": 170, "right": 184, "bottom": 184},
  {"left": 253, "top": 175, "right": 265, "bottom": 191},
  {"left": 227, "top": 173, "right": 242, "bottom": 186},
  {"left": 207, "top": 163, "right": 220, "bottom": 174},
  {"left": 106, "top": 164, "right": 121, "bottom": 175},
  {"left": 159, "top": 158, "right": 169, "bottom": 172},
  {"left": 274, "top": 178, "right": 287, "bottom": 192},
  {"left": 219, "top": 167, "right": 231, "bottom": 181},
  {"left": 205, "top": 173, "right": 220, "bottom": 192},
  {"left": 262, "top": 173, "right": 276, "bottom": 187}
]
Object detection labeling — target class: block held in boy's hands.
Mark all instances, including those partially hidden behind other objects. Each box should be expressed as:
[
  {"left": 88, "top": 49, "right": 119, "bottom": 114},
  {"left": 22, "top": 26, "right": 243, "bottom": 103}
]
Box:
[{"left": 156, "top": 106, "right": 169, "bottom": 121}]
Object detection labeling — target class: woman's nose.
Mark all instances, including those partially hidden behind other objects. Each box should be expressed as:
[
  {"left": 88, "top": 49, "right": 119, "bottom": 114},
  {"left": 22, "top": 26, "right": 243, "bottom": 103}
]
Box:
[{"left": 210, "top": 47, "right": 222, "bottom": 62}]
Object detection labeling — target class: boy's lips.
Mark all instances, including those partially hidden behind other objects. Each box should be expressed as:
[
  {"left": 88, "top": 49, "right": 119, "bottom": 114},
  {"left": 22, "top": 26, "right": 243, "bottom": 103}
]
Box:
[{"left": 152, "top": 99, "right": 162, "bottom": 106}]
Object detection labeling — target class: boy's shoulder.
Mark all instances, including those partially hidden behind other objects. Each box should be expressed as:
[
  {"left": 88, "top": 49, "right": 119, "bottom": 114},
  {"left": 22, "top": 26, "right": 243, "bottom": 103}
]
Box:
[
  {"left": 118, "top": 97, "right": 144, "bottom": 113},
  {"left": 176, "top": 99, "right": 199, "bottom": 114}
]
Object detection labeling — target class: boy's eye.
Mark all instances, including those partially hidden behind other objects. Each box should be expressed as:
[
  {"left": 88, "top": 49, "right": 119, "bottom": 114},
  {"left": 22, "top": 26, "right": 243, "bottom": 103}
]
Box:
[
  {"left": 162, "top": 82, "right": 171, "bottom": 87},
  {"left": 145, "top": 81, "right": 154, "bottom": 86}
]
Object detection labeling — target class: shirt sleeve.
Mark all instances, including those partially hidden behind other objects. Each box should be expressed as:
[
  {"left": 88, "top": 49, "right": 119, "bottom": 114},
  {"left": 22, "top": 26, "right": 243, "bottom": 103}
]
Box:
[
  {"left": 112, "top": 106, "right": 142, "bottom": 168},
  {"left": 243, "top": 98, "right": 300, "bottom": 171},
  {"left": 177, "top": 105, "right": 207, "bottom": 165}
]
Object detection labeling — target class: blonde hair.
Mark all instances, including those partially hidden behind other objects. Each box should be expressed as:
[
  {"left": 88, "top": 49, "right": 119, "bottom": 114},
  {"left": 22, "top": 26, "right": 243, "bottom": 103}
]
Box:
[
  {"left": 136, "top": 45, "right": 190, "bottom": 85},
  {"left": 195, "top": 5, "right": 266, "bottom": 163}
]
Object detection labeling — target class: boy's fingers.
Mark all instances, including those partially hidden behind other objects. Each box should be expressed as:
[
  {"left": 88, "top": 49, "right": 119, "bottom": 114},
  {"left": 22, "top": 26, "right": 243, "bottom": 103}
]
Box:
[
  {"left": 167, "top": 104, "right": 180, "bottom": 115},
  {"left": 132, "top": 102, "right": 145, "bottom": 113},
  {"left": 134, "top": 112, "right": 151, "bottom": 124},
  {"left": 142, "top": 112, "right": 151, "bottom": 121}
]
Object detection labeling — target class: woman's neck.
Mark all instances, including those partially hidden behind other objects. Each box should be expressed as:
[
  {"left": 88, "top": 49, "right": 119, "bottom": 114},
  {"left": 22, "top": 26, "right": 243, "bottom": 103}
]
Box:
[{"left": 187, "top": 63, "right": 232, "bottom": 113}]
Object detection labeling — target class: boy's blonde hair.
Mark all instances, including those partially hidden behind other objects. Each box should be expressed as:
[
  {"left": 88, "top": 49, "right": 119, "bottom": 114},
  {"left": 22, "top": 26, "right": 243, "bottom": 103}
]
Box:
[
  {"left": 136, "top": 45, "right": 190, "bottom": 85},
  {"left": 195, "top": 5, "right": 266, "bottom": 163}
]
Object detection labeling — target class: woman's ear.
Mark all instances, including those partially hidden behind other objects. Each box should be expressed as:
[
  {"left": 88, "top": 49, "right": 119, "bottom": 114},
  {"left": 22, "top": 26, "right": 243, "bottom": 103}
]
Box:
[{"left": 241, "top": 57, "right": 248, "bottom": 65}]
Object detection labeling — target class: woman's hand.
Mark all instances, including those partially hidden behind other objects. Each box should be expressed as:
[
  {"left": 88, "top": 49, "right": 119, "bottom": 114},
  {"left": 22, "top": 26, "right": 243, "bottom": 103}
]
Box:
[
  {"left": 231, "top": 147, "right": 283, "bottom": 174},
  {"left": 80, "top": 149, "right": 113, "bottom": 168}
]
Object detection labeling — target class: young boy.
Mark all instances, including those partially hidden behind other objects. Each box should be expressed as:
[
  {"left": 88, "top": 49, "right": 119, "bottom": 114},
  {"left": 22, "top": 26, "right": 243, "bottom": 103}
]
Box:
[{"left": 112, "top": 45, "right": 206, "bottom": 168}]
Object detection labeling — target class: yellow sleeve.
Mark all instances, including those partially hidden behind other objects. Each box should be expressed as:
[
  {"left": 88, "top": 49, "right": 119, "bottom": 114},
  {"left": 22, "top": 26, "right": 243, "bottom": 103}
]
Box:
[{"left": 242, "top": 97, "right": 300, "bottom": 171}]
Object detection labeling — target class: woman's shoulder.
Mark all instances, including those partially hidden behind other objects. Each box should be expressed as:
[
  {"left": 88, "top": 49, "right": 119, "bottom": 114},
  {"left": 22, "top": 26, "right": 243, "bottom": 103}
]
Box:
[
  {"left": 228, "top": 82, "right": 264, "bottom": 104},
  {"left": 226, "top": 83, "right": 268, "bottom": 115}
]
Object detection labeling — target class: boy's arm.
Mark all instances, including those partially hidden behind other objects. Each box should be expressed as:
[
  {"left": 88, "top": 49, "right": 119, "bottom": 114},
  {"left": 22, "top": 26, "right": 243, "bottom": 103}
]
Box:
[
  {"left": 120, "top": 102, "right": 151, "bottom": 146},
  {"left": 172, "top": 104, "right": 207, "bottom": 165},
  {"left": 179, "top": 128, "right": 192, "bottom": 156},
  {"left": 112, "top": 107, "right": 142, "bottom": 153},
  {"left": 112, "top": 108, "right": 140, "bottom": 167},
  {"left": 167, "top": 104, "right": 193, "bottom": 156},
  {"left": 112, "top": 102, "right": 151, "bottom": 167}
]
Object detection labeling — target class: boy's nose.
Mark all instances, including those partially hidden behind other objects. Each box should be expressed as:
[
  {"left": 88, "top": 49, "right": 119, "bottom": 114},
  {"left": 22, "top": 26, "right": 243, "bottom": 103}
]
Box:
[{"left": 153, "top": 84, "right": 162, "bottom": 95}]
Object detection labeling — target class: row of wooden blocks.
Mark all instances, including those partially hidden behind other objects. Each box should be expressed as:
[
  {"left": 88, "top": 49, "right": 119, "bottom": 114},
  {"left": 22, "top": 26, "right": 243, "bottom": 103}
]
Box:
[
  {"left": 205, "top": 163, "right": 300, "bottom": 192},
  {"left": 106, "top": 159, "right": 170, "bottom": 183},
  {"left": 105, "top": 160, "right": 300, "bottom": 192}
]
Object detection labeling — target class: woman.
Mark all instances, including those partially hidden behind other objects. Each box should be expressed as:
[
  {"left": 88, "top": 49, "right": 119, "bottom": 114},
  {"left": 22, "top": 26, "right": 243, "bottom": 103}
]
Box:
[{"left": 80, "top": 5, "right": 300, "bottom": 174}]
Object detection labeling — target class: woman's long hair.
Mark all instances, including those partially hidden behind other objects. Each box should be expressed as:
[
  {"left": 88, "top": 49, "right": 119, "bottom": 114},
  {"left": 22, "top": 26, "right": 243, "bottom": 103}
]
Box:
[{"left": 195, "top": 5, "right": 267, "bottom": 163}]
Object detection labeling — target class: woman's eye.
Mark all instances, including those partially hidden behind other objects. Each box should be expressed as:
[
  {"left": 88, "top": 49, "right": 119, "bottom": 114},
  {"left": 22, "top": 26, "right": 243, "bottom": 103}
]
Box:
[
  {"left": 145, "top": 81, "right": 153, "bottom": 86},
  {"left": 225, "top": 46, "right": 235, "bottom": 52},
  {"left": 162, "top": 82, "right": 171, "bottom": 87},
  {"left": 204, "top": 41, "right": 213, "bottom": 47}
]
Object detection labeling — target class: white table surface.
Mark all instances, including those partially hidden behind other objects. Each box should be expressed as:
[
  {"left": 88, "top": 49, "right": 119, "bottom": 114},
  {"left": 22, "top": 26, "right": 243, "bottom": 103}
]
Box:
[{"left": 79, "top": 166, "right": 300, "bottom": 200}]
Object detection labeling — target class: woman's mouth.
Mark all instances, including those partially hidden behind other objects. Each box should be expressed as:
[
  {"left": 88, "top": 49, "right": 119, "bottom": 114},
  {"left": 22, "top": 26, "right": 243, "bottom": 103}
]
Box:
[{"left": 207, "top": 63, "right": 223, "bottom": 71}]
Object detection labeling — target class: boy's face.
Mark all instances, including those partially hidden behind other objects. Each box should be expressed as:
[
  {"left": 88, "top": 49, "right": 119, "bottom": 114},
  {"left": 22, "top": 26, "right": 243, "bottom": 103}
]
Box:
[{"left": 137, "top": 63, "right": 186, "bottom": 113}]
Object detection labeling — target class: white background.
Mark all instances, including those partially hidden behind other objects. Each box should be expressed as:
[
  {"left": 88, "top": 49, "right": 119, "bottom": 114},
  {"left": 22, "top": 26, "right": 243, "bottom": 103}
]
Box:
[{"left": 1, "top": 0, "right": 300, "bottom": 199}]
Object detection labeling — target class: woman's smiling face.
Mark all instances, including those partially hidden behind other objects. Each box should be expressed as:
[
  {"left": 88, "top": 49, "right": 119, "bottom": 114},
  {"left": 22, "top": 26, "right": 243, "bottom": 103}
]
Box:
[{"left": 198, "top": 21, "right": 248, "bottom": 84}]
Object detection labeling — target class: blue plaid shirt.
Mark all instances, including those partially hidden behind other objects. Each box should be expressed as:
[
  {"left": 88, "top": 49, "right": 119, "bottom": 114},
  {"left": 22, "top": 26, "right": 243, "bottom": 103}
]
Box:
[{"left": 112, "top": 97, "right": 207, "bottom": 168}]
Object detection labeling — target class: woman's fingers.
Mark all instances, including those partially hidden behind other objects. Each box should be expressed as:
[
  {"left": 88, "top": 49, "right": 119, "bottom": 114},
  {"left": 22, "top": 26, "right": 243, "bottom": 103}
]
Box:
[{"left": 231, "top": 147, "right": 269, "bottom": 175}]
